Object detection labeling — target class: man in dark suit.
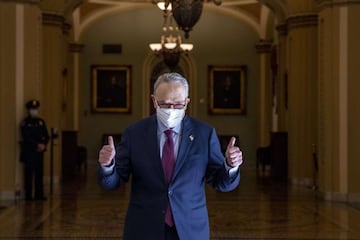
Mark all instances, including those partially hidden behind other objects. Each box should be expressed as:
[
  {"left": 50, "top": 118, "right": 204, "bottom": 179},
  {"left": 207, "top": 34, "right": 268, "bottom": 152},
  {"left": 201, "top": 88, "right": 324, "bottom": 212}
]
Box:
[
  {"left": 20, "top": 100, "right": 49, "bottom": 201},
  {"left": 98, "top": 73, "right": 243, "bottom": 240}
]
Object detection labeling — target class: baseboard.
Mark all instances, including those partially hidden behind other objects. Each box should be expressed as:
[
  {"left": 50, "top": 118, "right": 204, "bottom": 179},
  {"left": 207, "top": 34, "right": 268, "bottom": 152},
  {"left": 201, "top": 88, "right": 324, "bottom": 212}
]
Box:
[
  {"left": 320, "top": 191, "right": 348, "bottom": 202},
  {"left": 348, "top": 193, "right": 360, "bottom": 203},
  {"left": 289, "top": 177, "right": 314, "bottom": 187},
  {"left": 317, "top": 191, "right": 360, "bottom": 203},
  {"left": 289, "top": 178, "right": 360, "bottom": 203},
  {"left": 0, "top": 191, "right": 16, "bottom": 201}
]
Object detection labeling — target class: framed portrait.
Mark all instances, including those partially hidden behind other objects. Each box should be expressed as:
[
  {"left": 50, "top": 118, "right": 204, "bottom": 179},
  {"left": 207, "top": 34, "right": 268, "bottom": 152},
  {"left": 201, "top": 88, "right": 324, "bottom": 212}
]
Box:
[
  {"left": 208, "top": 65, "right": 247, "bottom": 114},
  {"left": 91, "top": 65, "right": 131, "bottom": 113}
]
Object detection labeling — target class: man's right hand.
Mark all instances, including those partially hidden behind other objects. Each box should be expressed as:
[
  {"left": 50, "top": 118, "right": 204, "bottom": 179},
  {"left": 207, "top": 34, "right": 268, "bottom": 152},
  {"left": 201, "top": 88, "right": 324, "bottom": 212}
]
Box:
[{"left": 98, "top": 136, "right": 116, "bottom": 166}]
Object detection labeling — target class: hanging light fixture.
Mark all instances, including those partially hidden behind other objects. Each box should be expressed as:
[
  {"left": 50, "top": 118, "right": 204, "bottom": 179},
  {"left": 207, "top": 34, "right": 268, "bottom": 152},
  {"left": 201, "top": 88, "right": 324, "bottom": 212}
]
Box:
[
  {"left": 149, "top": 3, "right": 194, "bottom": 70},
  {"left": 154, "top": 0, "right": 222, "bottom": 39}
]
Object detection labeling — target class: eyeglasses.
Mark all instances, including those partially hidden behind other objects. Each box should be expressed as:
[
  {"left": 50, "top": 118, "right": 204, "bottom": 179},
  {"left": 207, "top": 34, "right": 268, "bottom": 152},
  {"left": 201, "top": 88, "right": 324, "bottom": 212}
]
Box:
[{"left": 155, "top": 99, "right": 187, "bottom": 109}]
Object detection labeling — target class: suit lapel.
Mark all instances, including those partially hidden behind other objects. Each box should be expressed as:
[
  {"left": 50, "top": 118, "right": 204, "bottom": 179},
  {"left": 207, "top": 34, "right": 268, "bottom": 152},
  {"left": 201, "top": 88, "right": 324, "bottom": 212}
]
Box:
[
  {"left": 172, "top": 116, "right": 194, "bottom": 181},
  {"left": 146, "top": 116, "right": 166, "bottom": 182}
]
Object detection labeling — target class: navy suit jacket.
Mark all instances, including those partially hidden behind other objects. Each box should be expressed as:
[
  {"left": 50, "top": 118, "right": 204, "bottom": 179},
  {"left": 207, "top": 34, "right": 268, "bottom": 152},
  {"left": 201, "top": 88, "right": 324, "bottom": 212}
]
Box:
[{"left": 98, "top": 115, "right": 240, "bottom": 240}]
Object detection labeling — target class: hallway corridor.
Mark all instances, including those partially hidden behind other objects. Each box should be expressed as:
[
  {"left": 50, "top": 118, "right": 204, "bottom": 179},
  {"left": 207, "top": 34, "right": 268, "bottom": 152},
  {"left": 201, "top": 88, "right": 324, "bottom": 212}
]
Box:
[{"left": 1, "top": 162, "right": 360, "bottom": 240}]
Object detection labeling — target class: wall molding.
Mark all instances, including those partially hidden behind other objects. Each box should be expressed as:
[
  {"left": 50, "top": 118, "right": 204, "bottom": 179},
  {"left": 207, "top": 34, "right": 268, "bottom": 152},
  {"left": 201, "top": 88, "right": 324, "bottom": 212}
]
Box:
[
  {"left": 42, "top": 12, "right": 65, "bottom": 27},
  {"left": 0, "top": 0, "right": 39, "bottom": 4},
  {"left": 69, "top": 42, "right": 84, "bottom": 53},
  {"left": 0, "top": 191, "right": 15, "bottom": 201},
  {"left": 286, "top": 13, "right": 318, "bottom": 31},
  {"left": 255, "top": 39, "right": 273, "bottom": 53},
  {"left": 42, "top": 12, "right": 72, "bottom": 34},
  {"left": 276, "top": 22, "right": 287, "bottom": 36},
  {"left": 276, "top": 14, "right": 318, "bottom": 34},
  {"left": 316, "top": 0, "right": 360, "bottom": 10}
]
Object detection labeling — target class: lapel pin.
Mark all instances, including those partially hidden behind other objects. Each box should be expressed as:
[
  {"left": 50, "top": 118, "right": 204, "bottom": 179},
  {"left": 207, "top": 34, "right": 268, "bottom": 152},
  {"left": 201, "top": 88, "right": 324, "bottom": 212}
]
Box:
[{"left": 189, "top": 135, "right": 194, "bottom": 141}]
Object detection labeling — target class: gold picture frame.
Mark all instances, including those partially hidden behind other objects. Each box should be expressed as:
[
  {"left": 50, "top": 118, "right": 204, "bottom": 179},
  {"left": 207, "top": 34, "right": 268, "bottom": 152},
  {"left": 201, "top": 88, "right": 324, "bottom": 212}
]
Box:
[
  {"left": 208, "top": 65, "right": 247, "bottom": 114},
  {"left": 91, "top": 65, "right": 131, "bottom": 113}
]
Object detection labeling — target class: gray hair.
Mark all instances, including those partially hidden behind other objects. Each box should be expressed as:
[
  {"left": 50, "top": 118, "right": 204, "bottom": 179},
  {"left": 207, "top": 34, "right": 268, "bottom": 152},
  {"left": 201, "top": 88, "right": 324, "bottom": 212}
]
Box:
[{"left": 153, "top": 72, "right": 189, "bottom": 97}]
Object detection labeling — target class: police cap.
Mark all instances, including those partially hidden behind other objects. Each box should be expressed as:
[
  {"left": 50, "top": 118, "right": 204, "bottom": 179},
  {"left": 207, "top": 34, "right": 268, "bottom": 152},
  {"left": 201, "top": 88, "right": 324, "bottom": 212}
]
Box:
[{"left": 26, "top": 100, "right": 40, "bottom": 109}]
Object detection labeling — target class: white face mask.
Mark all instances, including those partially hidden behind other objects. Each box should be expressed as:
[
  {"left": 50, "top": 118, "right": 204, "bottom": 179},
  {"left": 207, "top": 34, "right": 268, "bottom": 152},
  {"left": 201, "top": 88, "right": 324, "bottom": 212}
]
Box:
[
  {"left": 156, "top": 107, "right": 185, "bottom": 129},
  {"left": 29, "top": 109, "right": 39, "bottom": 117}
]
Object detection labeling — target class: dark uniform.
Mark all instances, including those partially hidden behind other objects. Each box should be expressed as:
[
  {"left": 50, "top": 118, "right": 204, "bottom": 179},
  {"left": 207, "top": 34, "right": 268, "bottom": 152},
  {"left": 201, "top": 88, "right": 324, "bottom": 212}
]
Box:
[{"left": 20, "top": 100, "right": 49, "bottom": 201}]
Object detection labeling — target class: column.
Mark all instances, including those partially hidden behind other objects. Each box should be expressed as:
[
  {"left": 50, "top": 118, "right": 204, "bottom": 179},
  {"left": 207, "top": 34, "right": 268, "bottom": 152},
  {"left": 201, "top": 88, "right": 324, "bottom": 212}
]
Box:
[
  {"left": 317, "top": 0, "right": 360, "bottom": 201},
  {"left": 42, "top": 12, "right": 69, "bottom": 183},
  {"left": 0, "top": 0, "right": 41, "bottom": 200},
  {"left": 255, "top": 39, "right": 273, "bottom": 148},
  {"left": 275, "top": 22, "right": 288, "bottom": 132},
  {"left": 68, "top": 42, "right": 84, "bottom": 131},
  {"left": 286, "top": 12, "right": 318, "bottom": 185}
]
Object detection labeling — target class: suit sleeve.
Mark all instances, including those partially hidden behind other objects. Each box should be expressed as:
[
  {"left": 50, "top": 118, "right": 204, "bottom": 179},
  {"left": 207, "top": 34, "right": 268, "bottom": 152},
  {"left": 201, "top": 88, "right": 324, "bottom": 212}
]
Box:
[
  {"left": 205, "top": 128, "right": 240, "bottom": 192},
  {"left": 98, "top": 129, "right": 132, "bottom": 190}
]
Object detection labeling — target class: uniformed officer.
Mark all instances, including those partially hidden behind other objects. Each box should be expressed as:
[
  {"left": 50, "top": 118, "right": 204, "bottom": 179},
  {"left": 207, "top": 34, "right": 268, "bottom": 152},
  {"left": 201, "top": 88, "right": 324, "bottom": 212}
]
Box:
[{"left": 20, "top": 100, "right": 49, "bottom": 201}]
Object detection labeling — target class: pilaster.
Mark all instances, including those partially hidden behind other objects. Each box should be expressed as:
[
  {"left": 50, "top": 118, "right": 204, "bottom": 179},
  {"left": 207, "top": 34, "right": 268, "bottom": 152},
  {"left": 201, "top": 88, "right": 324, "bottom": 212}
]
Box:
[
  {"left": 0, "top": 0, "right": 42, "bottom": 200},
  {"left": 0, "top": 2, "right": 17, "bottom": 200},
  {"left": 316, "top": 0, "right": 360, "bottom": 202},
  {"left": 286, "top": 13, "right": 318, "bottom": 186},
  {"left": 255, "top": 39, "right": 273, "bottom": 148},
  {"left": 275, "top": 22, "right": 288, "bottom": 132},
  {"left": 68, "top": 42, "right": 84, "bottom": 131},
  {"left": 41, "top": 12, "right": 69, "bottom": 182}
]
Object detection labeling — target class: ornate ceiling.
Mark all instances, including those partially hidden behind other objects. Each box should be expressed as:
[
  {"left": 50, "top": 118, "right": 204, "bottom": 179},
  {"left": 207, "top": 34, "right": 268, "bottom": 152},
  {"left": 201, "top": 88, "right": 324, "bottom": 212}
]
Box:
[
  {"left": 72, "top": 0, "right": 278, "bottom": 40},
  {"left": 35, "top": 0, "right": 291, "bottom": 41},
  {"left": 79, "top": 0, "right": 264, "bottom": 23},
  {"left": 38, "top": 0, "right": 280, "bottom": 24}
]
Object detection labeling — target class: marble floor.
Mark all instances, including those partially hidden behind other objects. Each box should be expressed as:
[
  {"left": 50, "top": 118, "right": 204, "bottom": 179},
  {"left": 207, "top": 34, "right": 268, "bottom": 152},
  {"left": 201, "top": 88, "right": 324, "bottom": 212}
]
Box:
[{"left": 1, "top": 162, "right": 360, "bottom": 240}]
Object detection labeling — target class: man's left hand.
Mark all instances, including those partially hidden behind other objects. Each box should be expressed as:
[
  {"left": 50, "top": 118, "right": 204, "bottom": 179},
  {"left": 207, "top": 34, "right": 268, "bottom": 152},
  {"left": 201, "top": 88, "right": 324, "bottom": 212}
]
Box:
[{"left": 225, "top": 137, "right": 243, "bottom": 168}]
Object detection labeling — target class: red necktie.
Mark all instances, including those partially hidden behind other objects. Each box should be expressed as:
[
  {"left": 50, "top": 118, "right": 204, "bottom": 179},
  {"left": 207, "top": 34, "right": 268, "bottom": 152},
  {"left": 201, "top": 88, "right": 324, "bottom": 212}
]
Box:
[{"left": 162, "top": 129, "right": 175, "bottom": 226}]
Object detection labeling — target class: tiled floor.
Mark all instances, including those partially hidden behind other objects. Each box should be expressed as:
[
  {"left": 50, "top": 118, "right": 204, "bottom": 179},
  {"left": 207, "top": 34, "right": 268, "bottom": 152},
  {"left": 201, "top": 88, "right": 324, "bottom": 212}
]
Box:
[{"left": 1, "top": 162, "right": 360, "bottom": 239}]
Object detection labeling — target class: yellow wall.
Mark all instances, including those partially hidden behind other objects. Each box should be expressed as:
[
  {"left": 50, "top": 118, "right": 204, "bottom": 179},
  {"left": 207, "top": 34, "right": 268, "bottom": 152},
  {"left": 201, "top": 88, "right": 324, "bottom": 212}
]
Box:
[
  {"left": 0, "top": 3, "right": 17, "bottom": 197},
  {"left": 347, "top": 5, "right": 360, "bottom": 195}
]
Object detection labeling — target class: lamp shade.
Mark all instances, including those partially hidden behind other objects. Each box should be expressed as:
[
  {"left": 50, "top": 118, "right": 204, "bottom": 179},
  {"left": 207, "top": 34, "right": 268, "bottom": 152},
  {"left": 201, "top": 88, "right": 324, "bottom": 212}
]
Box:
[
  {"left": 164, "top": 42, "right": 177, "bottom": 49},
  {"left": 180, "top": 43, "right": 193, "bottom": 51},
  {"left": 157, "top": 1, "right": 172, "bottom": 10},
  {"left": 149, "top": 43, "right": 162, "bottom": 51}
]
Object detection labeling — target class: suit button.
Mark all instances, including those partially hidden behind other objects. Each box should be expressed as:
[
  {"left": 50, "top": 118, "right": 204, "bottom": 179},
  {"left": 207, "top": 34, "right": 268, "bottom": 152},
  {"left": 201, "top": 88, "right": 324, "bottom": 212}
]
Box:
[{"left": 168, "top": 190, "right": 172, "bottom": 195}]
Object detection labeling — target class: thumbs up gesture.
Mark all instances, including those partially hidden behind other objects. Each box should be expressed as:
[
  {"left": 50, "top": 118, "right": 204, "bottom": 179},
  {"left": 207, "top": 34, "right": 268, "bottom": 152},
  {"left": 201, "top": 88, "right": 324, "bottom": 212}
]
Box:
[
  {"left": 225, "top": 137, "right": 243, "bottom": 168},
  {"left": 99, "top": 136, "right": 116, "bottom": 166}
]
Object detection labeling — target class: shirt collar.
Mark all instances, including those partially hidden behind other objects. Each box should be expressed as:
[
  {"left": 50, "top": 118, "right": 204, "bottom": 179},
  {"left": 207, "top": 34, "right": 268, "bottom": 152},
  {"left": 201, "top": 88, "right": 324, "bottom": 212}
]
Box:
[{"left": 157, "top": 118, "right": 182, "bottom": 135}]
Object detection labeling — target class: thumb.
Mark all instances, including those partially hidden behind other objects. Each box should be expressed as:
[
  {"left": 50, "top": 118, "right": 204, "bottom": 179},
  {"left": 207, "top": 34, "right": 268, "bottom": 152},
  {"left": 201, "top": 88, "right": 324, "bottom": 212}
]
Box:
[
  {"left": 227, "top": 137, "right": 236, "bottom": 150},
  {"left": 108, "top": 136, "right": 114, "bottom": 147}
]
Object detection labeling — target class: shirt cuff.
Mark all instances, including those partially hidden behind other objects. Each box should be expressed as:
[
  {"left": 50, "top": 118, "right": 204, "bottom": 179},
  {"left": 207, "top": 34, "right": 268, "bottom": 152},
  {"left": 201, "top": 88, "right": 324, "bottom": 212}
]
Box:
[
  {"left": 224, "top": 160, "right": 239, "bottom": 177},
  {"left": 101, "top": 159, "right": 115, "bottom": 175}
]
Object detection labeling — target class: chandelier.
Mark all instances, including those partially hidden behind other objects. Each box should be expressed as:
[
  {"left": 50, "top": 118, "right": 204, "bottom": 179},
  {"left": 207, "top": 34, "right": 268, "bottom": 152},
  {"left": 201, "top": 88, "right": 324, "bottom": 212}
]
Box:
[{"left": 149, "top": 3, "right": 194, "bottom": 70}]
